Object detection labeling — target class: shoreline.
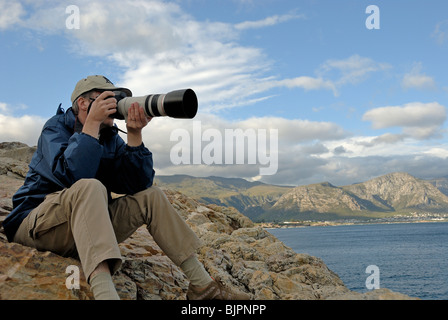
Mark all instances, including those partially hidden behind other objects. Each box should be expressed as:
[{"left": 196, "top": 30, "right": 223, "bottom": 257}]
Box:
[{"left": 258, "top": 217, "right": 448, "bottom": 229}]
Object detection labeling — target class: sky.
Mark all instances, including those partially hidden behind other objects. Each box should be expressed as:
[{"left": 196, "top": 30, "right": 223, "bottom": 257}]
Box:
[{"left": 1, "top": 0, "right": 448, "bottom": 187}]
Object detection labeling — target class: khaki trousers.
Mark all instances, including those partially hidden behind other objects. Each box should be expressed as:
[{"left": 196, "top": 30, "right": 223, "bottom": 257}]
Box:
[{"left": 13, "top": 179, "right": 201, "bottom": 280}]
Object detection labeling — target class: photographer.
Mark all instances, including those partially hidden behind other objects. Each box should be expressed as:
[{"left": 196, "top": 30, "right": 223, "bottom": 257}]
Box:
[{"left": 3, "top": 75, "right": 249, "bottom": 300}]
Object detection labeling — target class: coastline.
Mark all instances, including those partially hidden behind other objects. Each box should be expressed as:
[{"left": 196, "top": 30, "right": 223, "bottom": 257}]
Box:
[
  {"left": 258, "top": 214, "right": 448, "bottom": 229},
  {"left": 266, "top": 219, "right": 448, "bottom": 300}
]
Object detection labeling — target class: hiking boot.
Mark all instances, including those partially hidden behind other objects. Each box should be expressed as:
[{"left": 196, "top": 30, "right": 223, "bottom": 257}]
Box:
[{"left": 187, "top": 277, "right": 250, "bottom": 300}]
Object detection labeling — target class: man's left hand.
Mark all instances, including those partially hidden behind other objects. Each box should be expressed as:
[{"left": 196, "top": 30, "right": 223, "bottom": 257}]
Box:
[
  {"left": 126, "top": 103, "right": 152, "bottom": 146},
  {"left": 126, "top": 103, "right": 152, "bottom": 131}
]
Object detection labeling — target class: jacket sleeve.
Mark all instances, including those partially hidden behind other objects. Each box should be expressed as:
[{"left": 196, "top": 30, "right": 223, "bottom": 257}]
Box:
[
  {"left": 39, "top": 125, "right": 103, "bottom": 188},
  {"left": 104, "top": 138, "right": 155, "bottom": 195}
]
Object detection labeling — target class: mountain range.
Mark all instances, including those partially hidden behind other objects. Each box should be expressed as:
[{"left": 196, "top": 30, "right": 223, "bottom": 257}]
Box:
[{"left": 155, "top": 172, "right": 448, "bottom": 222}]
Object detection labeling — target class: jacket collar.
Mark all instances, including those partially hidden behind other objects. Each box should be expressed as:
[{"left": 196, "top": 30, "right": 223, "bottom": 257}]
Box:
[{"left": 58, "top": 105, "right": 77, "bottom": 133}]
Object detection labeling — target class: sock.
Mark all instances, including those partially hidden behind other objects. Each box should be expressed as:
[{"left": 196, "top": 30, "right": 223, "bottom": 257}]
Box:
[
  {"left": 89, "top": 272, "right": 120, "bottom": 300},
  {"left": 180, "top": 255, "right": 214, "bottom": 288}
]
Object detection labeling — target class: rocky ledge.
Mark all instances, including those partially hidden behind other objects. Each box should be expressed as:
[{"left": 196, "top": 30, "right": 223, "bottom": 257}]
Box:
[{"left": 0, "top": 142, "right": 417, "bottom": 300}]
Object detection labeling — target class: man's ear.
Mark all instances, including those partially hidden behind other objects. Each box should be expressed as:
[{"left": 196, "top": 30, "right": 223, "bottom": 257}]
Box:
[{"left": 77, "top": 96, "right": 89, "bottom": 112}]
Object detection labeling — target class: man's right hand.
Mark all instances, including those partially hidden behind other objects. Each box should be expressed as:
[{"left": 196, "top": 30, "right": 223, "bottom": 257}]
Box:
[
  {"left": 86, "top": 91, "right": 117, "bottom": 123},
  {"left": 82, "top": 91, "right": 117, "bottom": 139}
]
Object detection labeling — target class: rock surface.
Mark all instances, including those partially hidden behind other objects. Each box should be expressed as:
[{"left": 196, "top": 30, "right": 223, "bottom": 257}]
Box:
[{"left": 0, "top": 142, "right": 418, "bottom": 300}]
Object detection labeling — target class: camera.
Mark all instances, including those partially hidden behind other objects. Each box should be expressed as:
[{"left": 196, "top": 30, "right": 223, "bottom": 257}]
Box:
[{"left": 110, "top": 89, "right": 198, "bottom": 120}]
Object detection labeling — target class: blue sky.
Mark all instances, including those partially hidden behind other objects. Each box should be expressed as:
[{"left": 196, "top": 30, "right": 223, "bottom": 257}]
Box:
[{"left": 1, "top": 0, "right": 448, "bottom": 186}]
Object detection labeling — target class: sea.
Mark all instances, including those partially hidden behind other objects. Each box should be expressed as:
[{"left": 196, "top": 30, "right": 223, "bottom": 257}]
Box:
[{"left": 268, "top": 221, "right": 448, "bottom": 300}]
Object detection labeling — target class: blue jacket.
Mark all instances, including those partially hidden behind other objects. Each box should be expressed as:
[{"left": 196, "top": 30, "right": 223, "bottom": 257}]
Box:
[{"left": 3, "top": 105, "right": 155, "bottom": 241}]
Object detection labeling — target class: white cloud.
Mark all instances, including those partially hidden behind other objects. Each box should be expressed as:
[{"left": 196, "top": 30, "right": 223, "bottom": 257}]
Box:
[
  {"left": 74, "top": 1, "right": 193, "bottom": 57},
  {"left": 61, "top": 1, "right": 306, "bottom": 110},
  {"left": 234, "top": 13, "right": 305, "bottom": 30},
  {"left": 113, "top": 114, "right": 349, "bottom": 183},
  {"left": 118, "top": 42, "right": 270, "bottom": 108},
  {"left": 312, "top": 154, "right": 448, "bottom": 186},
  {"left": 362, "top": 102, "right": 447, "bottom": 139},
  {"left": 357, "top": 133, "right": 407, "bottom": 147},
  {"left": 423, "top": 147, "right": 448, "bottom": 159},
  {"left": 317, "top": 54, "right": 391, "bottom": 86},
  {"left": 117, "top": 112, "right": 448, "bottom": 186},
  {"left": 402, "top": 73, "right": 435, "bottom": 90},
  {"left": 322, "top": 135, "right": 425, "bottom": 159},
  {"left": 115, "top": 113, "right": 349, "bottom": 154},
  {"left": 8, "top": 0, "right": 341, "bottom": 112},
  {"left": 0, "top": 102, "right": 29, "bottom": 116},
  {"left": 0, "top": 0, "right": 24, "bottom": 29},
  {"left": 402, "top": 63, "right": 436, "bottom": 90},
  {"left": 267, "top": 77, "right": 337, "bottom": 96},
  {"left": 296, "top": 135, "right": 448, "bottom": 186},
  {"left": 0, "top": 112, "right": 45, "bottom": 146},
  {"left": 236, "top": 116, "right": 348, "bottom": 142},
  {"left": 432, "top": 20, "right": 448, "bottom": 45}
]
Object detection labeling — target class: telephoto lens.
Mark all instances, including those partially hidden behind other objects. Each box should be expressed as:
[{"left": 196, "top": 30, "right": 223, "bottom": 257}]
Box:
[{"left": 113, "top": 89, "right": 198, "bottom": 121}]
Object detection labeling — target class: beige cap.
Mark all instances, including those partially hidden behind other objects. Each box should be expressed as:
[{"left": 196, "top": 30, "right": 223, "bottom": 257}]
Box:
[{"left": 71, "top": 75, "right": 132, "bottom": 104}]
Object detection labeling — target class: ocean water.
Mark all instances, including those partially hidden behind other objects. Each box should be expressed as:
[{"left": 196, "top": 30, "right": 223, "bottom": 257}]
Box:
[{"left": 268, "top": 222, "right": 448, "bottom": 300}]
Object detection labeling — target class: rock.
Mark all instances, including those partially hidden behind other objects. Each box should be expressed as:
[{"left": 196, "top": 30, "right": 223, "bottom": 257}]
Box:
[
  {"left": 330, "top": 288, "right": 417, "bottom": 300},
  {"left": 0, "top": 142, "right": 35, "bottom": 178},
  {"left": 0, "top": 142, "right": 418, "bottom": 300},
  {"left": 0, "top": 241, "right": 92, "bottom": 300}
]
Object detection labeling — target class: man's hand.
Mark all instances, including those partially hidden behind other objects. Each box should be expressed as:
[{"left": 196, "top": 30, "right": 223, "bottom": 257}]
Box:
[
  {"left": 86, "top": 91, "right": 117, "bottom": 123},
  {"left": 83, "top": 91, "right": 117, "bottom": 138},
  {"left": 126, "top": 102, "right": 152, "bottom": 147}
]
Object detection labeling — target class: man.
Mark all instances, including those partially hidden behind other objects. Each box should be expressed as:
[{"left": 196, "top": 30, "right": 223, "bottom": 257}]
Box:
[{"left": 3, "top": 75, "right": 249, "bottom": 300}]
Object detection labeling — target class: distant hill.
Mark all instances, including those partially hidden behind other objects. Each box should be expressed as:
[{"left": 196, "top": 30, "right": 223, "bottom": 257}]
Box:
[
  {"left": 155, "top": 173, "right": 448, "bottom": 222},
  {"left": 344, "top": 172, "right": 448, "bottom": 212},
  {"left": 262, "top": 172, "right": 448, "bottom": 222},
  {"left": 428, "top": 176, "right": 448, "bottom": 197},
  {"left": 154, "top": 175, "right": 292, "bottom": 220}
]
